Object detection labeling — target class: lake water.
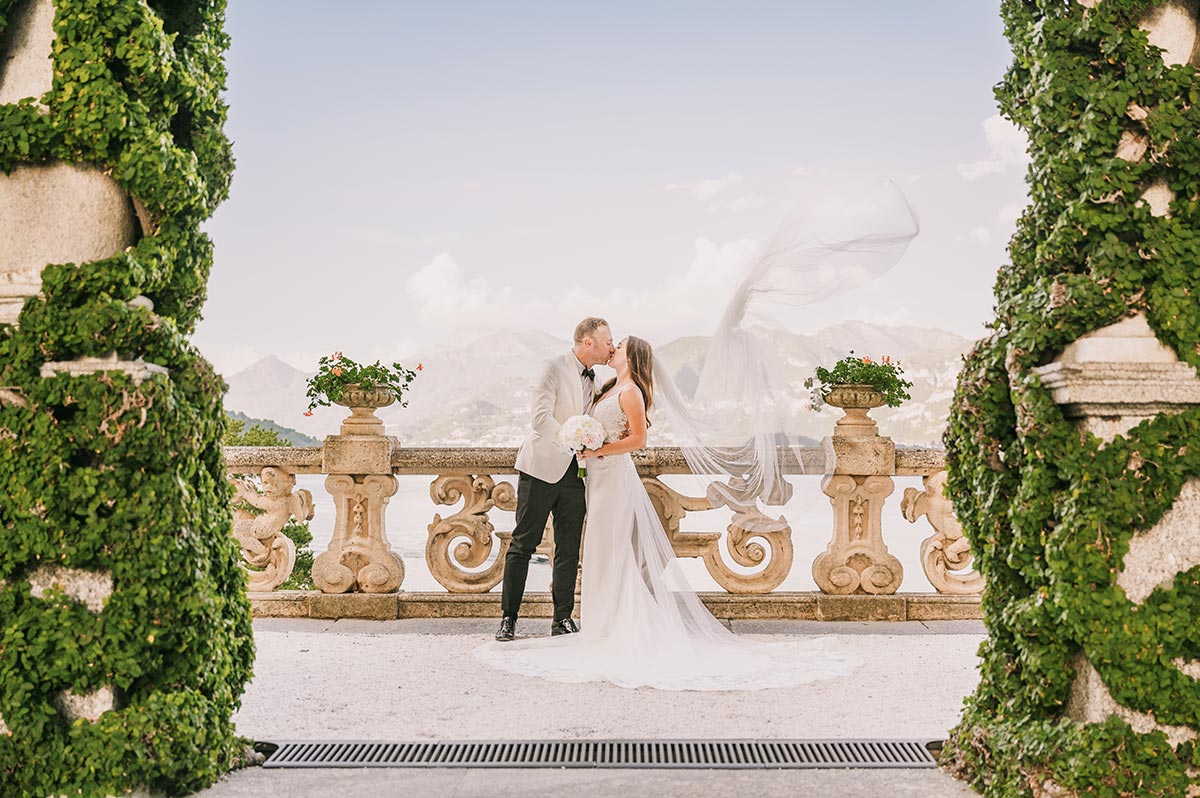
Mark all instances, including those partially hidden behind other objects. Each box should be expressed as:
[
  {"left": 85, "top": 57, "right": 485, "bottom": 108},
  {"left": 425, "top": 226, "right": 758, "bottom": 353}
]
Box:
[{"left": 291, "top": 473, "right": 942, "bottom": 594}]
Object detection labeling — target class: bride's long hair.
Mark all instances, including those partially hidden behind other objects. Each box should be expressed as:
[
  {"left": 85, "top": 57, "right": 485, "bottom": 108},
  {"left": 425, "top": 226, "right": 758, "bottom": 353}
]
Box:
[{"left": 599, "top": 336, "right": 654, "bottom": 425}]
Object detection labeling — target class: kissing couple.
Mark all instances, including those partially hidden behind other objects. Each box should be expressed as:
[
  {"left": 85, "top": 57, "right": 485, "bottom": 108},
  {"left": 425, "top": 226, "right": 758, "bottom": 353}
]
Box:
[
  {"left": 474, "top": 181, "right": 921, "bottom": 690},
  {"left": 475, "top": 316, "right": 860, "bottom": 691}
]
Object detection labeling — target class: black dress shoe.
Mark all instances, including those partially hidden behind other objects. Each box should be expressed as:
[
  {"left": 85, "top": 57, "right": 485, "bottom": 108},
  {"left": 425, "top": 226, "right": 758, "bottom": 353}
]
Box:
[
  {"left": 551, "top": 618, "right": 580, "bottom": 636},
  {"left": 495, "top": 616, "right": 516, "bottom": 642}
]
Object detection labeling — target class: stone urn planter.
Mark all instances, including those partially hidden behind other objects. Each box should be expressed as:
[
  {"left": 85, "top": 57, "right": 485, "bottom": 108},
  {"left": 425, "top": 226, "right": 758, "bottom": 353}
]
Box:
[
  {"left": 332, "top": 384, "right": 396, "bottom": 437},
  {"left": 815, "top": 382, "right": 903, "bottom": 595},
  {"left": 823, "top": 383, "right": 887, "bottom": 439}
]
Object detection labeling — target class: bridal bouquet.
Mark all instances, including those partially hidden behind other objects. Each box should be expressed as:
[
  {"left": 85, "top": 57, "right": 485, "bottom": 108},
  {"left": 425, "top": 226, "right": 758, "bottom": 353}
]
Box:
[{"left": 558, "top": 415, "right": 606, "bottom": 478}]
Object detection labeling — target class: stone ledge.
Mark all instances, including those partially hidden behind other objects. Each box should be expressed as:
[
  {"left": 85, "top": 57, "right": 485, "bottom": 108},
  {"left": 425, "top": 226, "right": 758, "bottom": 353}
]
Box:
[
  {"left": 223, "top": 445, "right": 947, "bottom": 477},
  {"left": 1035, "top": 361, "right": 1200, "bottom": 410},
  {"left": 248, "top": 591, "right": 981, "bottom": 621},
  {"left": 308, "top": 592, "right": 400, "bottom": 620}
]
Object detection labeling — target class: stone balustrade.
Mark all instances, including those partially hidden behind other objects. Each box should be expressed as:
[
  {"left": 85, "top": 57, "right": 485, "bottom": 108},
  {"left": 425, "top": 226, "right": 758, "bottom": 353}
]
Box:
[{"left": 223, "top": 440, "right": 982, "bottom": 602}]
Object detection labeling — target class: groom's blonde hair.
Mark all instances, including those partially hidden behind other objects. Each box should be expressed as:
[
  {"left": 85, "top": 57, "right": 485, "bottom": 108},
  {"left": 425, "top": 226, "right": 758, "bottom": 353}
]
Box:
[{"left": 574, "top": 317, "right": 609, "bottom": 344}]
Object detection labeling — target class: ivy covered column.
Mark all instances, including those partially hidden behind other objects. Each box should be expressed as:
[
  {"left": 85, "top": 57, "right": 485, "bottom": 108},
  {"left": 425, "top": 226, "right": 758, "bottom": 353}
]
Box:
[
  {"left": 0, "top": 0, "right": 252, "bottom": 796},
  {"left": 946, "top": 1, "right": 1200, "bottom": 795}
]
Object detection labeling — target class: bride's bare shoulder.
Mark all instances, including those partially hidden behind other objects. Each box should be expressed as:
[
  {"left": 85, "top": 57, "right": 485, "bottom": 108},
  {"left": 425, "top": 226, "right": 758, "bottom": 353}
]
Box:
[{"left": 616, "top": 384, "right": 646, "bottom": 410}]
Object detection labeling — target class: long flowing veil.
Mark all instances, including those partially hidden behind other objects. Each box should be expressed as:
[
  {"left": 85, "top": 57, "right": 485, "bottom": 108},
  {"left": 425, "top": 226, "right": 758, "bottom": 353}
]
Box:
[
  {"left": 650, "top": 180, "right": 920, "bottom": 528},
  {"left": 474, "top": 179, "right": 919, "bottom": 690}
]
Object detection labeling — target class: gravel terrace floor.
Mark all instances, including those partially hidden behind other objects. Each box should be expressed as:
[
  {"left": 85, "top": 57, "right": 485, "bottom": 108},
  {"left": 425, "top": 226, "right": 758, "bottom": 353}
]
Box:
[{"left": 195, "top": 618, "right": 986, "bottom": 798}]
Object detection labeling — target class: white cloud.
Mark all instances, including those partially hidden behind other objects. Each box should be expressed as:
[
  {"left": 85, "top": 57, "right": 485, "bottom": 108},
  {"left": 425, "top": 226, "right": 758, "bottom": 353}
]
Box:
[
  {"left": 407, "top": 253, "right": 514, "bottom": 321},
  {"left": 958, "top": 115, "right": 1030, "bottom": 181},
  {"left": 997, "top": 199, "right": 1026, "bottom": 227},
  {"left": 967, "top": 226, "right": 992, "bottom": 245},
  {"left": 709, "top": 193, "right": 773, "bottom": 212},
  {"left": 793, "top": 166, "right": 809, "bottom": 177},
  {"left": 666, "top": 172, "right": 743, "bottom": 201},
  {"left": 953, "top": 226, "right": 994, "bottom": 246},
  {"left": 402, "top": 239, "right": 760, "bottom": 344}
]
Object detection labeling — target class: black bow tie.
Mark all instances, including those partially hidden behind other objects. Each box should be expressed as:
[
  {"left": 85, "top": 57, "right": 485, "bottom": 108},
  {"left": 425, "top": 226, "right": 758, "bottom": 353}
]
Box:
[{"left": 581, "top": 367, "right": 595, "bottom": 381}]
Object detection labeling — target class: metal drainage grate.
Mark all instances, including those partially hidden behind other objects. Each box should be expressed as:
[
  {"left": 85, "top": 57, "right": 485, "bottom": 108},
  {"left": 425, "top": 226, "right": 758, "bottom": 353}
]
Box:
[{"left": 260, "top": 739, "right": 938, "bottom": 769}]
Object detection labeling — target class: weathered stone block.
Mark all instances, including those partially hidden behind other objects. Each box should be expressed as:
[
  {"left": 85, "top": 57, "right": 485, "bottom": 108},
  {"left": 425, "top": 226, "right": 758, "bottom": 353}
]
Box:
[
  {"left": 822, "top": 434, "right": 895, "bottom": 476},
  {"left": 1056, "top": 314, "right": 1180, "bottom": 365},
  {"left": 40, "top": 354, "right": 168, "bottom": 386},
  {"left": 1119, "top": 478, "right": 1200, "bottom": 604},
  {"left": 27, "top": 565, "right": 113, "bottom": 613},
  {"left": 321, "top": 435, "right": 395, "bottom": 475},
  {"left": 905, "top": 594, "right": 983, "bottom": 621},
  {"left": 52, "top": 686, "right": 116, "bottom": 722},
  {"left": 309, "top": 593, "right": 399, "bottom": 620},
  {"left": 247, "top": 590, "right": 313, "bottom": 618},
  {"left": 0, "top": 164, "right": 142, "bottom": 325},
  {"left": 816, "top": 594, "right": 906, "bottom": 622},
  {"left": 1067, "top": 654, "right": 1196, "bottom": 747},
  {"left": 0, "top": 0, "right": 55, "bottom": 106},
  {"left": 695, "top": 592, "right": 817, "bottom": 621}
]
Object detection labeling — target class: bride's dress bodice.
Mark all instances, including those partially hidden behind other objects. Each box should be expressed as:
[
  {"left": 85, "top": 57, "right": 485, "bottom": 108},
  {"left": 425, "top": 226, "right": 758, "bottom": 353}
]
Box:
[{"left": 590, "top": 390, "right": 629, "bottom": 444}]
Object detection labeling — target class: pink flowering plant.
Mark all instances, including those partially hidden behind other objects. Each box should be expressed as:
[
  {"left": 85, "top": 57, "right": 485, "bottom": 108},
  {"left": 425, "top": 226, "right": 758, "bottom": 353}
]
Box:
[
  {"left": 804, "top": 352, "right": 912, "bottom": 410},
  {"left": 304, "top": 352, "right": 422, "bottom": 415}
]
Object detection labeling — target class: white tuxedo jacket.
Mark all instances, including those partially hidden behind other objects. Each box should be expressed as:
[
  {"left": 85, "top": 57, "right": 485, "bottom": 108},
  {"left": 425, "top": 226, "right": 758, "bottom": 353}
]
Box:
[{"left": 514, "top": 353, "right": 591, "bottom": 483}]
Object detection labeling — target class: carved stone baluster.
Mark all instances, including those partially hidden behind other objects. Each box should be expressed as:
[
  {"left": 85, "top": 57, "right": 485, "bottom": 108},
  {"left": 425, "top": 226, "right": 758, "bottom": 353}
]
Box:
[
  {"left": 813, "top": 384, "right": 903, "bottom": 594},
  {"left": 230, "top": 466, "right": 314, "bottom": 592},
  {"left": 314, "top": 474, "right": 403, "bottom": 593},
  {"left": 641, "top": 476, "right": 794, "bottom": 594},
  {"left": 811, "top": 384, "right": 902, "bottom": 595},
  {"left": 427, "top": 475, "right": 517, "bottom": 593},
  {"left": 814, "top": 475, "right": 901, "bottom": 594},
  {"left": 313, "top": 396, "right": 405, "bottom": 593},
  {"left": 901, "top": 470, "right": 984, "bottom": 595}
]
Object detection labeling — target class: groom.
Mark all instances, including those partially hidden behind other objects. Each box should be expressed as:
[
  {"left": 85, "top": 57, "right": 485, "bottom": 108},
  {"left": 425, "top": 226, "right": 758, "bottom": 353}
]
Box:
[{"left": 496, "top": 317, "right": 616, "bottom": 641}]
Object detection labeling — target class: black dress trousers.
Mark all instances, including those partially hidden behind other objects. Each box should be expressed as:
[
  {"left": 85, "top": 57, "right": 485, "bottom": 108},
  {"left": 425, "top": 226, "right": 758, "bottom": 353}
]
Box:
[{"left": 500, "top": 457, "right": 586, "bottom": 621}]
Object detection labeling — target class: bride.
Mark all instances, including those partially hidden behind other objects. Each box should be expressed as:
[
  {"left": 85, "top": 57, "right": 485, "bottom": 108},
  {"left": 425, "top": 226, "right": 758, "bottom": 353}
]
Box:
[
  {"left": 473, "top": 180, "right": 919, "bottom": 691},
  {"left": 476, "top": 336, "right": 863, "bottom": 691}
]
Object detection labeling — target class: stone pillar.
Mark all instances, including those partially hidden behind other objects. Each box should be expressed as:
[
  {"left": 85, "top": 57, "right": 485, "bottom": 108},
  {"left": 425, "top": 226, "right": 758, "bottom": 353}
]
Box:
[
  {"left": 812, "top": 386, "right": 903, "bottom": 594},
  {"left": 312, "top": 400, "right": 405, "bottom": 593},
  {"left": 1034, "top": 312, "right": 1200, "bottom": 746},
  {"left": 0, "top": 0, "right": 143, "bottom": 326}
]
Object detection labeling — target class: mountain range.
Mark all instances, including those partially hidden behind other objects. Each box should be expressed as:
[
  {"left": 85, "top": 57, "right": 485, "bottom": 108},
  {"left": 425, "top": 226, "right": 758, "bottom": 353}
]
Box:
[{"left": 221, "top": 322, "right": 975, "bottom": 447}]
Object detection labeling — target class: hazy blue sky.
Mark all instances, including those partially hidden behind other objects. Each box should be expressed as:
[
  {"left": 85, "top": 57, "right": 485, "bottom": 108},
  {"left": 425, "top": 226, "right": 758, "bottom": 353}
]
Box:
[{"left": 194, "top": 1, "right": 1027, "bottom": 374}]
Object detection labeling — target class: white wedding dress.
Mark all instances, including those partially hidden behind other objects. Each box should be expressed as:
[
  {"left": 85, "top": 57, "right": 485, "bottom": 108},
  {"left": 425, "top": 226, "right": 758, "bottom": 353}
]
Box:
[{"left": 473, "top": 387, "right": 861, "bottom": 691}]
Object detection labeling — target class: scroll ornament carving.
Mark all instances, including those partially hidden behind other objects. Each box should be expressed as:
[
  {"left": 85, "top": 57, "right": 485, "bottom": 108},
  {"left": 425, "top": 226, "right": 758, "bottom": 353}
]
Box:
[
  {"left": 313, "top": 474, "right": 404, "bottom": 593},
  {"left": 813, "top": 474, "right": 903, "bottom": 594},
  {"left": 641, "top": 476, "right": 794, "bottom": 594},
  {"left": 427, "top": 474, "right": 517, "bottom": 593},
  {"left": 231, "top": 466, "right": 314, "bottom": 591},
  {"left": 901, "top": 469, "right": 984, "bottom": 595}
]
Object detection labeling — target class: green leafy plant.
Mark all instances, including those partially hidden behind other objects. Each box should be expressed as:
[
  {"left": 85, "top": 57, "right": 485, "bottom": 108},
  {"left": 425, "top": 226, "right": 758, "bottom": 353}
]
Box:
[
  {"left": 943, "top": 2, "right": 1200, "bottom": 795},
  {"left": 279, "top": 519, "right": 315, "bottom": 591},
  {"left": 805, "top": 352, "right": 912, "bottom": 408},
  {"left": 0, "top": 1, "right": 252, "bottom": 795},
  {"left": 223, "top": 415, "right": 294, "bottom": 447},
  {"left": 304, "top": 352, "right": 421, "bottom": 414}
]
